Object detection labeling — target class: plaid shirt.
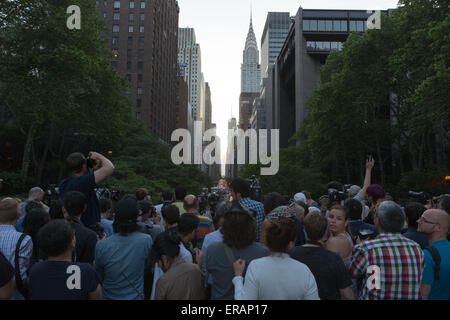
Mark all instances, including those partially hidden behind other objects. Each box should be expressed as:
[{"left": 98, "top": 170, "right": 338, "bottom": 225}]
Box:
[
  {"left": 0, "top": 224, "right": 33, "bottom": 300},
  {"left": 349, "top": 233, "right": 424, "bottom": 300},
  {"left": 239, "top": 198, "right": 265, "bottom": 242}
]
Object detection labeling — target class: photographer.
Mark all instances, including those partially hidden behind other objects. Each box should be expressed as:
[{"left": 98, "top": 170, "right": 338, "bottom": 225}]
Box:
[{"left": 59, "top": 152, "right": 114, "bottom": 228}]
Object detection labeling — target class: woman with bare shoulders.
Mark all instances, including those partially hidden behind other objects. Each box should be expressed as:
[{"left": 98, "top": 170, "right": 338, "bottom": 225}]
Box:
[{"left": 325, "top": 205, "right": 354, "bottom": 269}]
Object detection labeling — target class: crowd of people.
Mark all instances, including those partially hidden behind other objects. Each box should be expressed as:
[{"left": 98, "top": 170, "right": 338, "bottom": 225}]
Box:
[{"left": 0, "top": 152, "right": 449, "bottom": 300}]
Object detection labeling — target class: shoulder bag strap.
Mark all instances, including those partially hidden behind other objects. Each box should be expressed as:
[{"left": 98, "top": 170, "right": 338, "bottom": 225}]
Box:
[
  {"left": 424, "top": 246, "right": 441, "bottom": 281},
  {"left": 15, "top": 233, "right": 28, "bottom": 297},
  {"left": 222, "top": 242, "right": 236, "bottom": 265}
]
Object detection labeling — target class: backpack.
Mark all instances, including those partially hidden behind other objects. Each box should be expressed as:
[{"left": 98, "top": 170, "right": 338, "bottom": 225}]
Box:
[{"left": 424, "top": 246, "right": 441, "bottom": 281}]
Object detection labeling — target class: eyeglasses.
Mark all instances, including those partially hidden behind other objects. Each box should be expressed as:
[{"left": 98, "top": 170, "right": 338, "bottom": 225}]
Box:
[{"left": 417, "top": 217, "right": 439, "bottom": 225}]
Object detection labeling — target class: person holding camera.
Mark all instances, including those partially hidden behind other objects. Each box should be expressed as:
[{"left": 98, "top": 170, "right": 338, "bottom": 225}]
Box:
[{"left": 59, "top": 152, "right": 114, "bottom": 229}]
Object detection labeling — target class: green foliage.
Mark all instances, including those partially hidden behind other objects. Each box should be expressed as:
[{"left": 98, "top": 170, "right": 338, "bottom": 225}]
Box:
[
  {"left": 239, "top": 147, "right": 327, "bottom": 199},
  {"left": 397, "top": 166, "right": 449, "bottom": 196},
  {"left": 293, "top": 1, "right": 449, "bottom": 193},
  {"left": 0, "top": 1, "right": 211, "bottom": 197}
]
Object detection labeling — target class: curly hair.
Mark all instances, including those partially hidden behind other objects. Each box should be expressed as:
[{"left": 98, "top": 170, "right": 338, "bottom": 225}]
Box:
[
  {"left": 222, "top": 211, "right": 256, "bottom": 249},
  {"left": 265, "top": 217, "right": 298, "bottom": 253}
]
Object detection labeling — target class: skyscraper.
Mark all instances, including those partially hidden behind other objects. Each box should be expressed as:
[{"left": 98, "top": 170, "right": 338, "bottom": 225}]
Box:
[
  {"left": 239, "top": 14, "right": 261, "bottom": 131},
  {"left": 178, "top": 28, "right": 203, "bottom": 122},
  {"left": 96, "top": 0, "right": 179, "bottom": 143},
  {"left": 260, "top": 12, "right": 292, "bottom": 79}
]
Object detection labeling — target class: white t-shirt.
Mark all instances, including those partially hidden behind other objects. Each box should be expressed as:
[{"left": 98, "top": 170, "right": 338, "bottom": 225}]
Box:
[{"left": 232, "top": 253, "right": 320, "bottom": 300}]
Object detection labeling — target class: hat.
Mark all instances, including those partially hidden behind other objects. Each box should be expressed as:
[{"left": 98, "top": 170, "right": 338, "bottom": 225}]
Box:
[
  {"left": 266, "top": 206, "right": 296, "bottom": 222},
  {"left": 138, "top": 200, "right": 153, "bottom": 215},
  {"left": 294, "top": 193, "right": 306, "bottom": 204},
  {"left": 348, "top": 185, "right": 361, "bottom": 197},
  {"left": 308, "top": 206, "right": 321, "bottom": 213},
  {"left": 115, "top": 199, "right": 138, "bottom": 223}
]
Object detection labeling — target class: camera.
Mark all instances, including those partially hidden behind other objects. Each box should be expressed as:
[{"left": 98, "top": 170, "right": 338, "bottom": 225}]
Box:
[
  {"left": 328, "top": 188, "right": 347, "bottom": 203},
  {"left": 43, "top": 184, "right": 60, "bottom": 206},
  {"left": 86, "top": 153, "right": 97, "bottom": 170},
  {"left": 358, "top": 229, "right": 376, "bottom": 241},
  {"left": 247, "top": 175, "right": 262, "bottom": 202},
  {"left": 407, "top": 191, "right": 431, "bottom": 205}
]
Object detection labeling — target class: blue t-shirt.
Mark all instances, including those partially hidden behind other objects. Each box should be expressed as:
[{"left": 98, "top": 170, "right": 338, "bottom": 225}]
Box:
[
  {"left": 29, "top": 261, "right": 101, "bottom": 300},
  {"left": 95, "top": 232, "right": 153, "bottom": 300},
  {"left": 100, "top": 218, "right": 114, "bottom": 237},
  {"left": 59, "top": 173, "right": 100, "bottom": 227},
  {"left": 422, "top": 240, "right": 450, "bottom": 300}
]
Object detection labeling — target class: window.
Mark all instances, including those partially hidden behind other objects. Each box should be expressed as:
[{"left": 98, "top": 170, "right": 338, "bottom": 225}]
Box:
[
  {"left": 126, "top": 74, "right": 131, "bottom": 82},
  {"left": 113, "top": 25, "right": 119, "bottom": 32},
  {"left": 138, "top": 37, "right": 144, "bottom": 46},
  {"left": 129, "top": 13, "right": 134, "bottom": 21},
  {"left": 127, "top": 61, "right": 132, "bottom": 70},
  {"left": 129, "top": 25, "right": 134, "bottom": 32},
  {"left": 111, "top": 61, "right": 118, "bottom": 69},
  {"left": 112, "top": 37, "right": 119, "bottom": 45},
  {"left": 140, "top": 13, "right": 145, "bottom": 21},
  {"left": 303, "top": 20, "right": 309, "bottom": 31},
  {"left": 138, "top": 61, "right": 143, "bottom": 70},
  {"left": 127, "top": 49, "right": 132, "bottom": 56},
  {"left": 112, "top": 49, "right": 119, "bottom": 58},
  {"left": 130, "top": 1, "right": 134, "bottom": 8},
  {"left": 326, "top": 20, "right": 332, "bottom": 31},
  {"left": 136, "top": 99, "right": 142, "bottom": 107},
  {"left": 137, "top": 87, "right": 143, "bottom": 95},
  {"left": 138, "top": 74, "right": 143, "bottom": 82},
  {"left": 341, "top": 20, "right": 347, "bottom": 31},
  {"left": 114, "top": 13, "right": 120, "bottom": 20},
  {"left": 318, "top": 20, "right": 325, "bottom": 31},
  {"left": 331, "top": 42, "right": 338, "bottom": 50},
  {"left": 128, "top": 36, "right": 133, "bottom": 44},
  {"left": 140, "top": 26, "right": 144, "bottom": 33},
  {"left": 103, "top": 13, "right": 107, "bottom": 18},
  {"left": 309, "top": 20, "right": 317, "bottom": 31},
  {"left": 136, "top": 112, "right": 141, "bottom": 120},
  {"left": 104, "top": 1, "right": 107, "bottom": 6},
  {"left": 333, "top": 20, "right": 341, "bottom": 32},
  {"left": 141, "top": 2, "right": 145, "bottom": 9},
  {"left": 96, "top": 1, "right": 99, "bottom": 5},
  {"left": 114, "top": 1, "right": 120, "bottom": 9},
  {"left": 350, "top": 20, "right": 357, "bottom": 31},
  {"left": 357, "top": 20, "right": 364, "bottom": 32}
]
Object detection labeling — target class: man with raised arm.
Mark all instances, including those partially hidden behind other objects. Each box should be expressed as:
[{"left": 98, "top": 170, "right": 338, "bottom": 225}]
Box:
[{"left": 59, "top": 152, "right": 114, "bottom": 228}]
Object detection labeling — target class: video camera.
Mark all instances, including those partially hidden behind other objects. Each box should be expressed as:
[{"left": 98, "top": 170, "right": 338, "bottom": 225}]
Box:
[
  {"left": 43, "top": 184, "right": 60, "bottom": 206},
  {"left": 96, "top": 187, "right": 120, "bottom": 202},
  {"left": 407, "top": 191, "right": 431, "bottom": 205},
  {"left": 246, "top": 175, "right": 262, "bottom": 203},
  {"left": 327, "top": 188, "right": 347, "bottom": 203}
]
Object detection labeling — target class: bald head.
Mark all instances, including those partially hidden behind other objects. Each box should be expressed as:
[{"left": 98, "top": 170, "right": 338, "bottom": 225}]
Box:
[
  {"left": 29, "top": 187, "right": 44, "bottom": 201},
  {"left": 425, "top": 209, "right": 450, "bottom": 230},
  {"left": 183, "top": 194, "right": 198, "bottom": 213}
]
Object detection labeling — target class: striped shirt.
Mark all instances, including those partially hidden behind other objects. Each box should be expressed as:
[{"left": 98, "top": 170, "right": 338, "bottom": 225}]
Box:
[
  {"left": 239, "top": 198, "right": 265, "bottom": 242},
  {"left": 0, "top": 224, "right": 33, "bottom": 300},
  {"left": 194, "top": 215, "right": 215, "bottom": 250},
  {"left": 349, "top": 233, "right": 424, "bottom": 300}
]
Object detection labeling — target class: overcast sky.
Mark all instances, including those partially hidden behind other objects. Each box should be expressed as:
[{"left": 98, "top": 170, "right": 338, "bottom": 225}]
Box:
[{"left": 177, "top": 0, "right": 399, "bottom": 173}]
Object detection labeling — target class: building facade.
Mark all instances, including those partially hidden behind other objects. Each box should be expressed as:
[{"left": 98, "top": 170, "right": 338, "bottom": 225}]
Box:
[
  {"left": 96, "top": 0, "right": 179, "bottom": 143},
  {"left": 266, "top": 8, "right": 391, "bottom": 147}
]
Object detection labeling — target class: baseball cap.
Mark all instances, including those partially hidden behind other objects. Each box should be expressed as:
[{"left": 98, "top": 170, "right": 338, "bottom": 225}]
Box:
[
  {"left": 294, "top": 192, "right": 306, "bottom": 204},
  {"left": 348, "top": 185, "right": 361, "bottom": 197}
]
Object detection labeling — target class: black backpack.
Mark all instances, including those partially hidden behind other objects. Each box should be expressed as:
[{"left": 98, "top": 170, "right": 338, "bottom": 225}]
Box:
[{"left": 424, "top": 246, "right": 441, "bottom": 281}]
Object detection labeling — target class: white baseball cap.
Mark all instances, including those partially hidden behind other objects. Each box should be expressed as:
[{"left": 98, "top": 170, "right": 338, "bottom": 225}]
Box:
[{"left": 294, "top": 192, "right": 306, "bottom": 203}]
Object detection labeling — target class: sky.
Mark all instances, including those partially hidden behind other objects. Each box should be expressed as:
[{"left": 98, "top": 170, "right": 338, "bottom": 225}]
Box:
[{"left": 177, "top": 0, "right": 399, "bottom": 174}]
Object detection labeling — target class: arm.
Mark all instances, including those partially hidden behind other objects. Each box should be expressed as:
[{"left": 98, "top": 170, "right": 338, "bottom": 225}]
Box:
[
  {"left": 339, "top": 286, "right": 355, "bottom": 300},
  {"left": 232, "top": 259, "right": 258, "bottom": 300},
  {"left": 420, "top": 283, "right": 432, "bottom": 300},
  {"left": 356, "top": 156, "right": 375, "bottom": 200},
  {"left": 0, "top": 279, "right": 14, "bottom": 300},
  {"left": 88, "top": 284, "right": 102, "bottom": 300},
  {"left": 89, "top": 152, "right": 115, "bottom": 185}
]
